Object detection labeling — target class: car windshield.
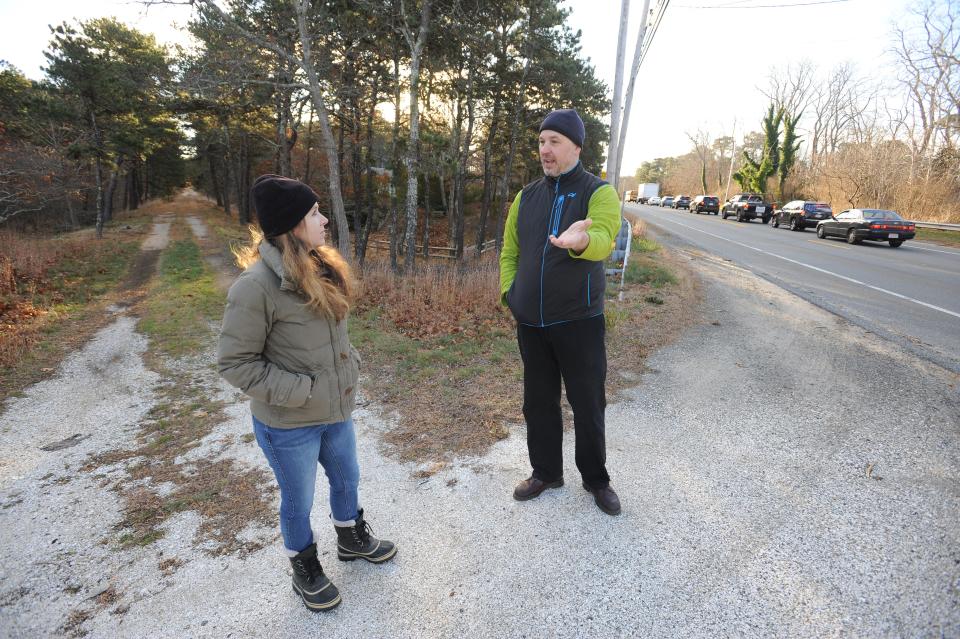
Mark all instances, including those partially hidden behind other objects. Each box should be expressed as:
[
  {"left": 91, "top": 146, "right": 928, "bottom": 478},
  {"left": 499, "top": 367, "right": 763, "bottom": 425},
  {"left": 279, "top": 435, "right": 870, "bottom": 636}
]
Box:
[
  {"left": 862, "top": 209, "right": 903, "bottom": 220},
  {"left": 804, "top": 202, "right": 832, "bottom": 213},
  {"left": 705, "top": 197, "right": 717, "bottom": 203},
  {"left": 748, "top": 196, "right": 763, "bottom": 202}
]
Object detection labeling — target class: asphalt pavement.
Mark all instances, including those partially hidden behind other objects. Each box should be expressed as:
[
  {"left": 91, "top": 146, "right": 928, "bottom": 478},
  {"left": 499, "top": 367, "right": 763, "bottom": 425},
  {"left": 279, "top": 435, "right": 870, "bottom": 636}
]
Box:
[{"left": 626, "top": 203, "right": 960, "bottom": 374}]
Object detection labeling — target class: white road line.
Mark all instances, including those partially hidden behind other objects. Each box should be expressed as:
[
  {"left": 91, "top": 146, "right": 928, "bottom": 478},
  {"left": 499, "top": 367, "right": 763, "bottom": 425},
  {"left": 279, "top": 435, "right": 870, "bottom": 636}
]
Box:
[
  {"left": 807, "top": 239, "right": 850, "bottom": 250},
  {"left": 645, "top": 214, "right": 960, "bottom": 321},
  {"left": 909, "top": 244, "right": 960, "bottom": 256}
]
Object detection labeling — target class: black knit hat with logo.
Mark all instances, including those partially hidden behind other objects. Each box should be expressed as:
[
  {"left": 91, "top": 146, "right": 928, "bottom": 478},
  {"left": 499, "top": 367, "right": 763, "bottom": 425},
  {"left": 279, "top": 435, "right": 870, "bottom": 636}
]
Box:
[
  {"left": 539, "top": 108, "right": 586, "bottom": 148},
  {"left": 251, "top": 174, "right": 319, "bottom": 238}
]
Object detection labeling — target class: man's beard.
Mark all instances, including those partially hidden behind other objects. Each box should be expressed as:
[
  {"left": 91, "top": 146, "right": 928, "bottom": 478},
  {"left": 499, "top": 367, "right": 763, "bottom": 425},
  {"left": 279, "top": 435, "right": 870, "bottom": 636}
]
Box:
[{"left": 541, "top": 162, "right": 561, "bottom": 177}]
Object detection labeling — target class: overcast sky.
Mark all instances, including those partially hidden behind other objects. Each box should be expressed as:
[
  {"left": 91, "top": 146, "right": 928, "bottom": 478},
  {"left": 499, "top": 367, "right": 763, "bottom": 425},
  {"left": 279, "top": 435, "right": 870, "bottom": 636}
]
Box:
[{"left": 0, "top": 0, "right": 913, "bottom": 174}]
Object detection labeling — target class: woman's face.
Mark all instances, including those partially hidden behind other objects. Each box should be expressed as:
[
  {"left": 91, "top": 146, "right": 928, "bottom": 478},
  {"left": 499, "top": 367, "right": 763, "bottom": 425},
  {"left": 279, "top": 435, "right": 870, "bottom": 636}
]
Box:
[{"left": 295, "top": 203, "right": 328, "bottom": 248}]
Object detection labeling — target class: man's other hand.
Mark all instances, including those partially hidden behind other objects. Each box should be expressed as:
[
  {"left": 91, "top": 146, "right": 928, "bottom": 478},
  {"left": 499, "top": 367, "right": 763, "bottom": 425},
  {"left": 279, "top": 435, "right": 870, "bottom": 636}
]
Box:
[{"left": 549, "top": 218, "right": 592, "bottom": 253}]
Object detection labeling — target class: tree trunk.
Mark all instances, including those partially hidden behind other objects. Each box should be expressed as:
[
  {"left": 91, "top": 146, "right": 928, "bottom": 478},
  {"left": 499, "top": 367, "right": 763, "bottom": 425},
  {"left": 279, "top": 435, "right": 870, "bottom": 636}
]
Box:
[
  {"left": 208, "top": 149, "right": 223, "bottom": 207},
  {"left": 357, "top": 78, "right": 379, "bottom": 267},
  {"left": 295, "top": 0, "right": 350, "bottom": 256},
  {"left": 221, "top": 124, "right": 234, "bottom": 217},
  {"left": 494, "top": 53, "right": 531, "bottom": 250},
  {"left": 304, "top": 101, "right": 314, "bottom": 184},
  {"left": 455, "top": 58, "right": 477, "bottom": 260},
  {"left": 449, "top": 57, "right": 465, "bottom": 248},
  {"left": 401, "top": 0, "right": 433, "bottom": 273},
  {"left": 104, "top": 156, "right": 123, "bottom": 224},
  {"left": 421, "top": 171, "right": 430, "bottom": 259},
  {"left": 389, "top": 33, "right": 401, "bottom": 273},
  {"left": 90, "top": 110, "right": 106, "bottom": 239}
]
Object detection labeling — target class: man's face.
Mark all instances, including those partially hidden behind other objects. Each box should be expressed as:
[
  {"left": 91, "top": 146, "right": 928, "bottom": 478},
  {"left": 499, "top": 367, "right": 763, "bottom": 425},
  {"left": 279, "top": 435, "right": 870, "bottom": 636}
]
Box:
[{"left": 539, "top": 130, "right": 581, "bottom": 177}]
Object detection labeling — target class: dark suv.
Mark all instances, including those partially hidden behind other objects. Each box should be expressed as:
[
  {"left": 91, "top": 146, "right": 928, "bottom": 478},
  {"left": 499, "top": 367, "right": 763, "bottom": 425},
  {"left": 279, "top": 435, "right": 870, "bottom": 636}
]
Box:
[
  {"left": 673, "top": 195, "right": 691, "bottom": 210},
  {"left": 721, "top": 193, "right": 771, "bottom": 223},
  {"left": 691, "top": 195, "right": 719, "bottom": 215},
  {"left": 772, "top": 200, "right": 833, "bottom": 231}
]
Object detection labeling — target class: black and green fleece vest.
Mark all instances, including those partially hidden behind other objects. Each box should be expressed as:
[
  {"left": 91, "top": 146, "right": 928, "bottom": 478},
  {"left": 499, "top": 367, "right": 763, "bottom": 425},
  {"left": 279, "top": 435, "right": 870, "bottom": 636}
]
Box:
[{"left": 505, "top": 162, "right": 609, "bottom": 327}]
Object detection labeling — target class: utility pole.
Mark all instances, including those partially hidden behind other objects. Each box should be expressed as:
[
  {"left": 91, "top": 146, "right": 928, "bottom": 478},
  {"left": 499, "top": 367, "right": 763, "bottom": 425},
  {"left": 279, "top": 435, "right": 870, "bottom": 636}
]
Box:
[
  {"left": 605, "top": 0, "right": 630, "bottom": 189},
  {"left": 724, "top": 119, "right": 737, "bottom": 202},
  {"left": 614, "top": 0, "right": 653, "bottom": 180}
]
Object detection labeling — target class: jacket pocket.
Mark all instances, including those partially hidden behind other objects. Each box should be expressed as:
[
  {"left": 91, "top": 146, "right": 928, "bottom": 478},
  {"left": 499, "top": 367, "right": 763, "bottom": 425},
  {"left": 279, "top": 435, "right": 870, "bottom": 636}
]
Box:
[{"left": 276, "top": 371, "right": 334, "bottom": 424}]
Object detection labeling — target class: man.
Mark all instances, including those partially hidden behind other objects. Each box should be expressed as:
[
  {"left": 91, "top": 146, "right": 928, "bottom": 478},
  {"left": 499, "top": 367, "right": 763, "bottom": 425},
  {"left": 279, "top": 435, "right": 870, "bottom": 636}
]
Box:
[{"left": 499, "top": 108, "right": 622, "bottom": 515}]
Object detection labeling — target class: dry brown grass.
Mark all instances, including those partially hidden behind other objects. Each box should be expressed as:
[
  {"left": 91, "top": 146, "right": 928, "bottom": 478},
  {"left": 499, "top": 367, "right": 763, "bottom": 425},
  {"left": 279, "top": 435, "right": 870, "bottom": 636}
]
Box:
[
  {"left": 0, "top": 225, "right": 146, "bottom": 402},
  {"left": 349, "top": 222, "right": 701, "bottom": 468},
  {"left": 357, "top": 257, "right": 512, "bottom": 339}
]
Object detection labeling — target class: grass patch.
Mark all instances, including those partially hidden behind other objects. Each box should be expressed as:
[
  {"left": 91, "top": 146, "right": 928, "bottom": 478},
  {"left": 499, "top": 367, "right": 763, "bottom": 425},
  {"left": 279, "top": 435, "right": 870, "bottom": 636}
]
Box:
[
  {"left": 916, "top": 227, "right": 960, "bottom": 247},
  {"left": 138, "top": 239, "right": 224, "bottom": 358},
  {"left": 0, "top": 226, "right": 145, "bottom": 404},
  {"left": 625, "top": 259, "right": 678, "bottom": 288},
  {"left": 631, "top": 235, "right": 661, "bottom": 253},
  {"left": 350, "top": 223, "right": 697, "bottom": 465},
  {"left": 350, "top": 302, "right": 520, "bottom": 462}
]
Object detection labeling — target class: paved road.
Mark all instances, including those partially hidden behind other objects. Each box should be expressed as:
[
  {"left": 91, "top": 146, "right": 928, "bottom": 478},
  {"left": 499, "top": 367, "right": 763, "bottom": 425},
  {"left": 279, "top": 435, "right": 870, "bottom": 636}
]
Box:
[{"left": 626, "top": 203, "right": 960, "bottom": 374}]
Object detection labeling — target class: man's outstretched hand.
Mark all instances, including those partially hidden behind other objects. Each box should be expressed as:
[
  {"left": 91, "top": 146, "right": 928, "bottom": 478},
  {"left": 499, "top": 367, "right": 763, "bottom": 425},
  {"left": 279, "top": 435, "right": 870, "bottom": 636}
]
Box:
[{"left": 549, "top": 218, "right": 592, "bottom": 253}]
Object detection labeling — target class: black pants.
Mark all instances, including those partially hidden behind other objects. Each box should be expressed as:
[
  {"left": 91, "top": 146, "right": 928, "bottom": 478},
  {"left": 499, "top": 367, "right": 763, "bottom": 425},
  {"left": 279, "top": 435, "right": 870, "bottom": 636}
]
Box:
[{"left": 516, "top": 314, "right": 610, "bottom": 489}]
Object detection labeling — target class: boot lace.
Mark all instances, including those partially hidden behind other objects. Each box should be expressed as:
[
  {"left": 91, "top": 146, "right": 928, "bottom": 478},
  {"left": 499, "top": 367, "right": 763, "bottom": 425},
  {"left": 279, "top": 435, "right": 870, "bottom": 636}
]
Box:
[
  {"left": 293, "top": 557, "right": 323, "bottom": 580},
  {"left": 353, "top": 519, "right": 374, "bottom": 546}
]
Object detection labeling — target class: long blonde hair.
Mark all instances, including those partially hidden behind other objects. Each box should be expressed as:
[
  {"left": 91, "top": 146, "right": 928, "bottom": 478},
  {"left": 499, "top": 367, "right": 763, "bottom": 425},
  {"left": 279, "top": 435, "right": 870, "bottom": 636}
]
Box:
[{"left": 234, "top": 225, "right": 356, "bottom": 321}]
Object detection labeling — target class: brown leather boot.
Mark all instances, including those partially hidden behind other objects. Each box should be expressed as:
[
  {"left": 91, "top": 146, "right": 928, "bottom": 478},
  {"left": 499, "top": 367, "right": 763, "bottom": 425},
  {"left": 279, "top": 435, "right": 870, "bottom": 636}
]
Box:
[
  {"left": 583, "top": 481, "right": 621, "bottom": 515},
  {"left": 513, "top": 476, "right": 564, "bottom": 501}
]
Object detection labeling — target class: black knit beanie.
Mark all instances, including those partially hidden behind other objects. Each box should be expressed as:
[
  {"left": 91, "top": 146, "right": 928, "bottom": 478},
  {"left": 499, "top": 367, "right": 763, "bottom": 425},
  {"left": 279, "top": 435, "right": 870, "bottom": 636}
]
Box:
[
  {"left": 539, "top": 109, "right": 585, "bottom": 148},
  {"left": 251, "top": 174, "right": 319, "bottom": 238}
]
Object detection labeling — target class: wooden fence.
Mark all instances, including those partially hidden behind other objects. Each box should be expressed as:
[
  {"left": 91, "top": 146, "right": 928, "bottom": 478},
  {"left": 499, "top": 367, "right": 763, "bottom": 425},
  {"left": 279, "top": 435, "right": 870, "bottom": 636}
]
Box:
[{"left": 367, "top": 238, "right": 497, "bottom": 260}]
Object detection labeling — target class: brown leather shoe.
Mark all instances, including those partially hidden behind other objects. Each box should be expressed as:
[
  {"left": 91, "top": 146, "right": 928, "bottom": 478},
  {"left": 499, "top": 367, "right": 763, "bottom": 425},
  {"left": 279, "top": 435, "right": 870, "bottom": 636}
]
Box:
[
  {"left": 583, "top": 481, "right": 621, "bottom": 515},
  {"left": 513, "top": 476, "right": 564, "bottom": 501}
]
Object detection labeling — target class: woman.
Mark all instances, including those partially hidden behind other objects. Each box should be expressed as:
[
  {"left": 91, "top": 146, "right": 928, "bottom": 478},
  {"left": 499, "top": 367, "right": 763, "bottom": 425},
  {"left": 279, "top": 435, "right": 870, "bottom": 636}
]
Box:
[{"left": 218, "top": 174, "right": 396, "bottom": 613}]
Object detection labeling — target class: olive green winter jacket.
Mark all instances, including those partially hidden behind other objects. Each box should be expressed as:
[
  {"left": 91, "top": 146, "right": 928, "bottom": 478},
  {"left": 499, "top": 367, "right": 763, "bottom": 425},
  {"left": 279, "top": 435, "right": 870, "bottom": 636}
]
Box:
[{"left": 217, "top": 240, "right": 360, "bottom": 429}]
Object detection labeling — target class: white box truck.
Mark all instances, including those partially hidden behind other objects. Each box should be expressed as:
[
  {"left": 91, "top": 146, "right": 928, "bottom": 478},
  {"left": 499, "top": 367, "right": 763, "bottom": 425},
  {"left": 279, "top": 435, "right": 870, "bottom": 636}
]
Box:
[{"left": 639, "top": 183, "right": 659, "bottom": 203}]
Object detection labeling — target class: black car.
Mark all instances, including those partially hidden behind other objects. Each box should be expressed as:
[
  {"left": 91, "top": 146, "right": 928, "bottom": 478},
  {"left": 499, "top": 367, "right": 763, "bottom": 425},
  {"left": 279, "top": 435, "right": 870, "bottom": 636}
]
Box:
[
  {"left": 815, "top": 208, "right": 916, "bottom": 247},
  {"left": 673, "top": 195, "right": 691, "bottom": 210},
  {"left": 691, "top": 195, "right": 719, "bottom": 215},
  {"left": 772, "top": 200, "right": 833, "bottom": 231},
  {"left": 721, "top": 193, "right": 771, "bottom": 223},
  {"left": 660, "top": 196, "right": 675, "bottom": 208}
]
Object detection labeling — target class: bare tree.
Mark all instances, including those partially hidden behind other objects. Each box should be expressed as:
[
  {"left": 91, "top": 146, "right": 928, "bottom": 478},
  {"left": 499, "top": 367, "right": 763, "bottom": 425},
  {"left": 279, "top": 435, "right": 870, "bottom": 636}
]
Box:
[
  {"left": 685, "top": 129, "right": 711, "bottom": 194},
  {"left": 893, "top": 0, "right": 960, "bottom": 158},
  {"left": 761, "top": 60, "right": 816, "bottom": 119}
]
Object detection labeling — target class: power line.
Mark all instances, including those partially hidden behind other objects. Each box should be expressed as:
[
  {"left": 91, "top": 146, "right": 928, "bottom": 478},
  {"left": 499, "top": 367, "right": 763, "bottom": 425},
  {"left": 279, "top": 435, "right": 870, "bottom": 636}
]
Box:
[
  {"left": 638, "top": 0, "right": 671, "bottom": 69},
  {"left": 675, "top": 0, "right": 851, "bottom": 8}
]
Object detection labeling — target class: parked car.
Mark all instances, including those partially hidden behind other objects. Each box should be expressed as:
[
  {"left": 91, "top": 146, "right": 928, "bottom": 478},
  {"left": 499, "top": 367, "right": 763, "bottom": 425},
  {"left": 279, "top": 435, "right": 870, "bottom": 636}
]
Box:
[
  {"left": 691, "top": 195, "right": 720, "bottom": 215},
  {"left": 816, "top": 209, "right": 916, "bottom": 247},
  {"left": 772, "top": 200, "right": 833, "bottom": 231},
  {"left": 721, "top": 193, "right": 771, "bottom": 223},
  {"left": 648, "top": 196, "right": 662, "bottom": 206},
  {"left": 660, "top": 196, "right": 675, "bottom": 208},
  {"left": 673, "top": 195, "right": 691, "bottom": 210}
]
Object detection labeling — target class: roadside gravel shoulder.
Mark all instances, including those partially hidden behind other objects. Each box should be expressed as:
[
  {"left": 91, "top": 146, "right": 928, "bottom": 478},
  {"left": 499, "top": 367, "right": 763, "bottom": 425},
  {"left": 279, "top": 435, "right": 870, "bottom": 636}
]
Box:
[{"left": 1, "top": 222, "right": 957, "bottom": 637}]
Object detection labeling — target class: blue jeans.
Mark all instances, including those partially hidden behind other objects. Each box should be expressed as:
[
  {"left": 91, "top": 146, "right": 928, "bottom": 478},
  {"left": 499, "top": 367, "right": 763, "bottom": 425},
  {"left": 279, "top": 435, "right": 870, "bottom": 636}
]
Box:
[{"left": 252, "top": 415, "right": 361, "bottom": 553}]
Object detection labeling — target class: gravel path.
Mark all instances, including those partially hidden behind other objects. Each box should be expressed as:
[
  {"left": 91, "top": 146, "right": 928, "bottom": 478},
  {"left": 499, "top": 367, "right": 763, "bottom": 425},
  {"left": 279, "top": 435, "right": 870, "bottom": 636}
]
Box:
[{"left": 0, "top": 236, "right": 956, "bottom": 638}]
